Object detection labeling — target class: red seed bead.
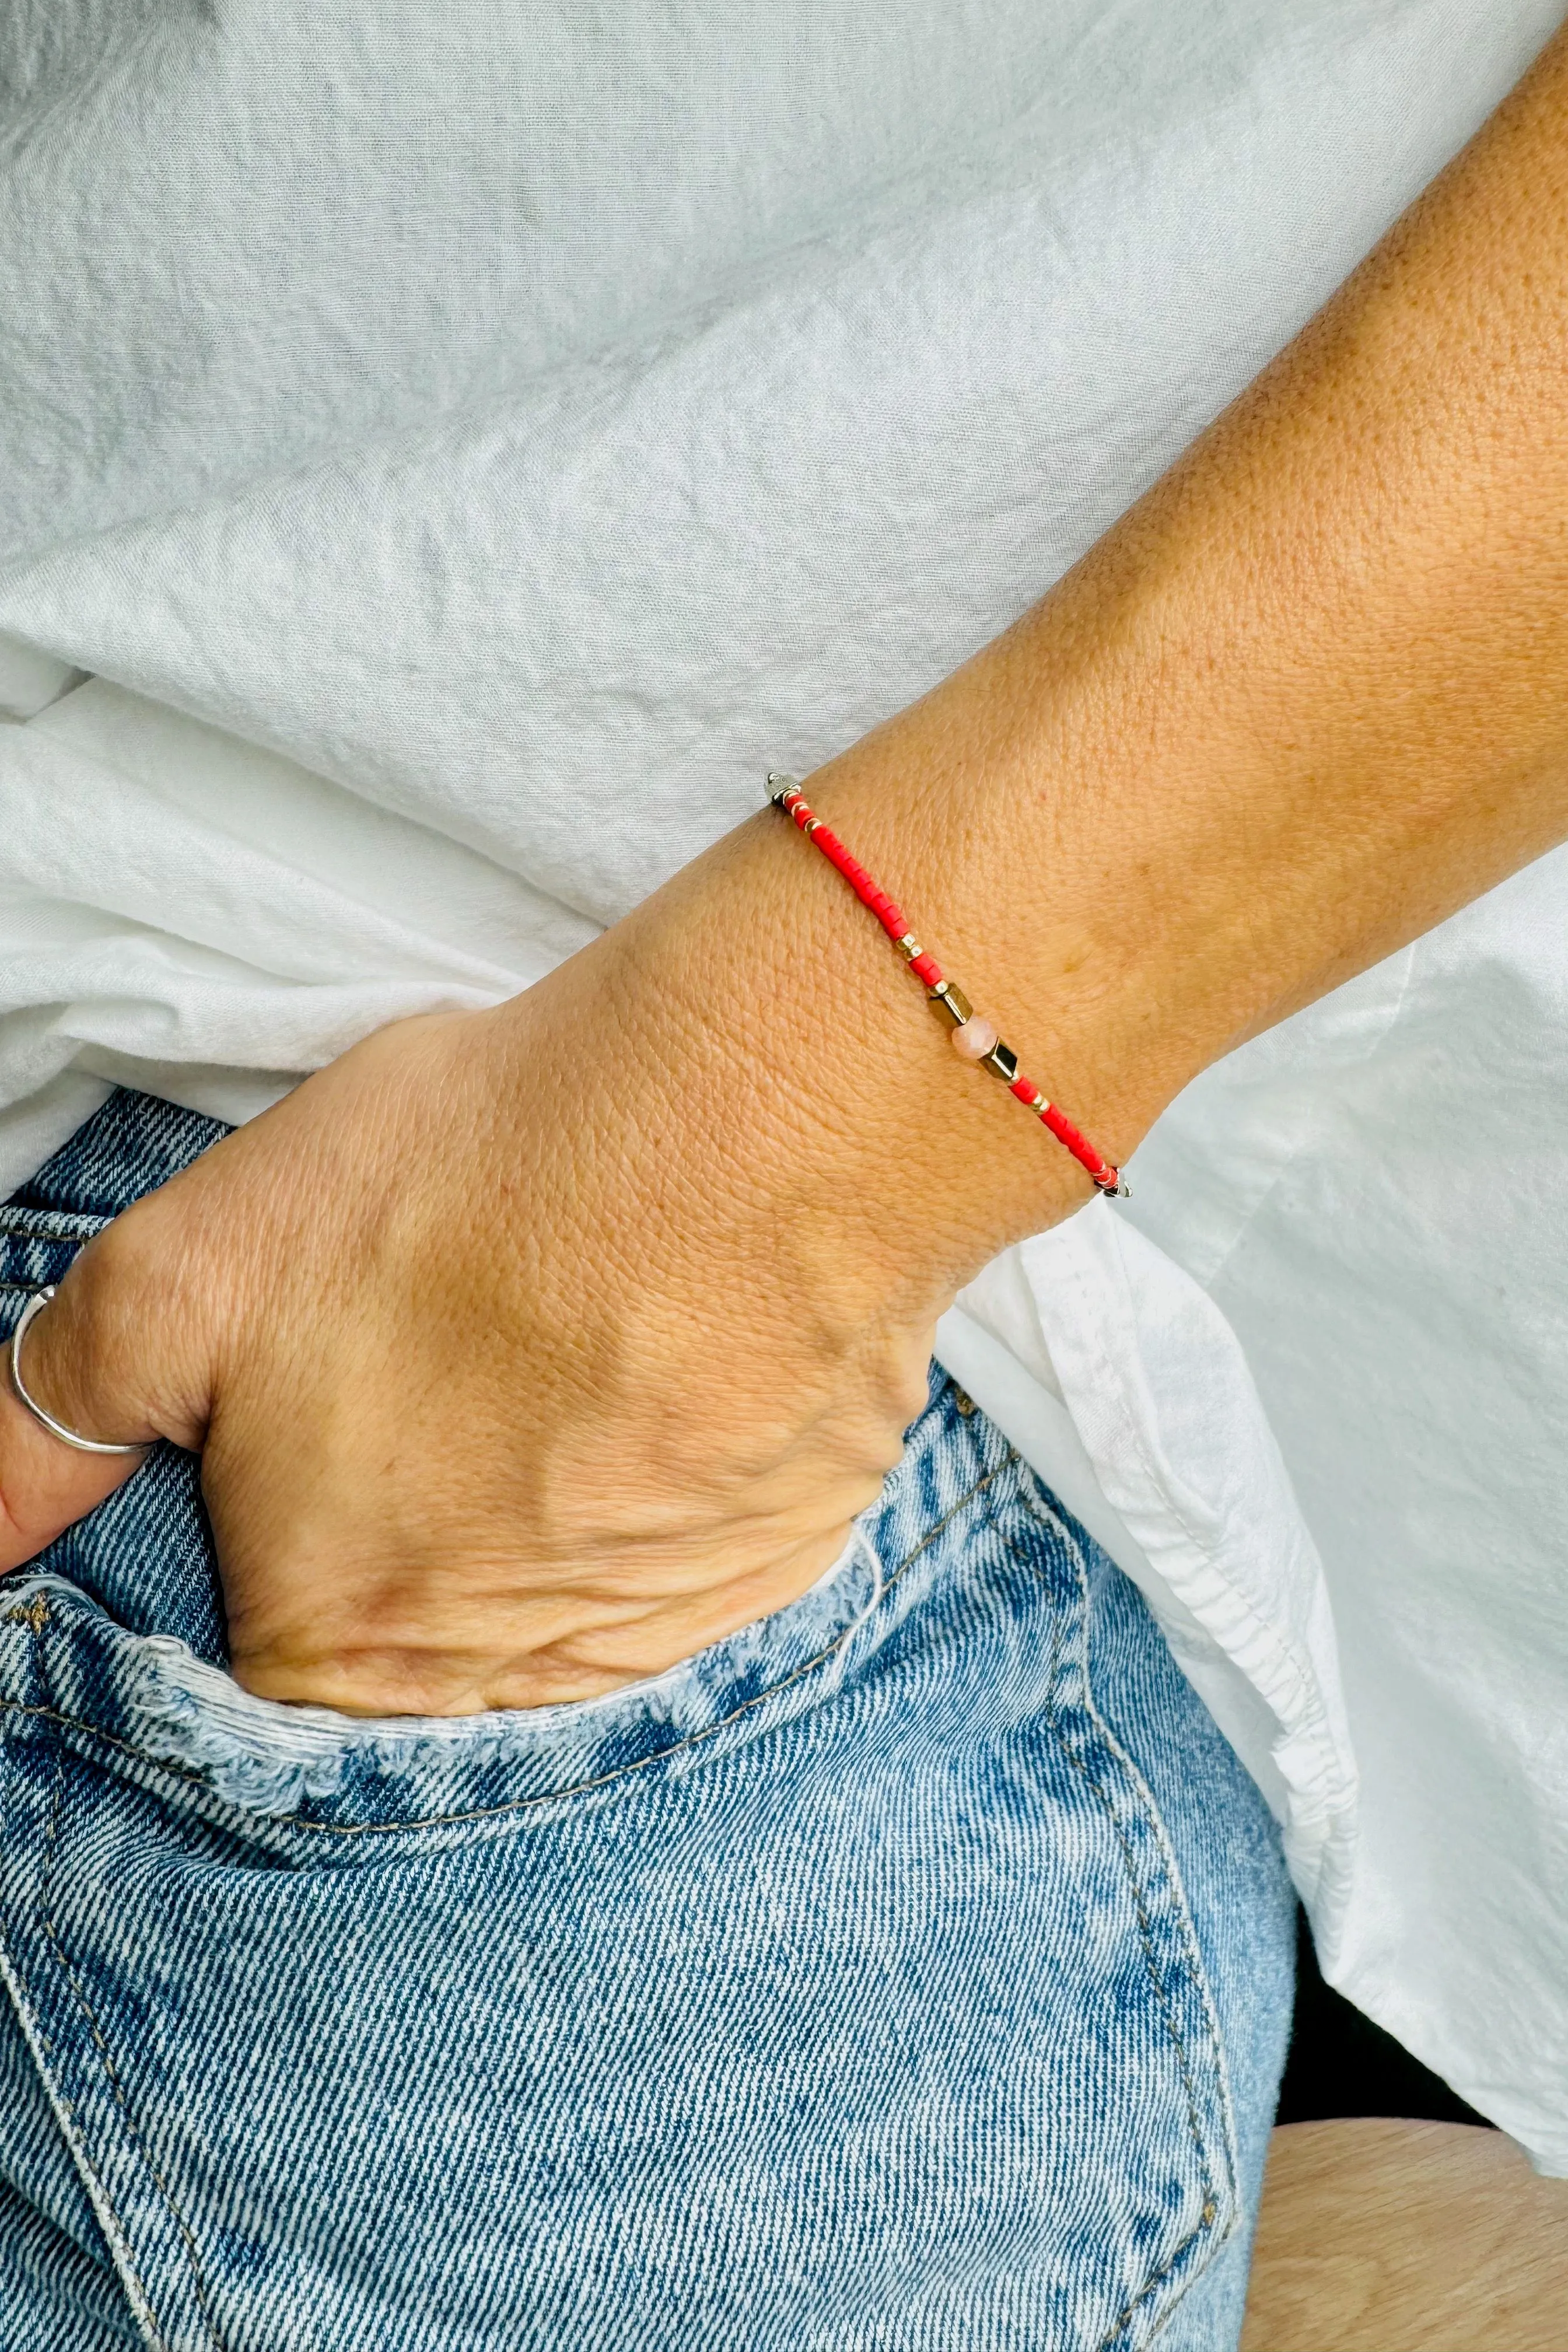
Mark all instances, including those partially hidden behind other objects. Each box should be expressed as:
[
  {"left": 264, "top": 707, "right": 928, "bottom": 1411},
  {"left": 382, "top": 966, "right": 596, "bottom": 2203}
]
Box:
[
  {"left": 909, "top": 951, "right": 943, "bottom": 987},
  {"left": 1040, "top": 1100, "right": 1119, "bottom": 1188}
]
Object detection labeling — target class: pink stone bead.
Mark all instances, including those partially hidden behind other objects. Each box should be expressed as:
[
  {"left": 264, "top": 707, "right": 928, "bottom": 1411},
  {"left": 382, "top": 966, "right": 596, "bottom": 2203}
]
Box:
[{"left": 950, "top": 1016, "right": 998, "bottom": 1062}]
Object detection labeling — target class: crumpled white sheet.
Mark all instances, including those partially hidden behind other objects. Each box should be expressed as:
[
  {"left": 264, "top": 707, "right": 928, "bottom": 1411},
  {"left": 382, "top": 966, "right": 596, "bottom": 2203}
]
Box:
[{"left": 2, "top": 0, "right": 1566, "bottom": 2162}]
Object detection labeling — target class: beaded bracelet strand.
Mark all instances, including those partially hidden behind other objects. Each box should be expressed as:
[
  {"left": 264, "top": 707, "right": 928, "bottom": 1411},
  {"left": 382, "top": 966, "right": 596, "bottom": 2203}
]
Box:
[{"left": 766, "top": 775, "right": 1128, "bottom": 1199}]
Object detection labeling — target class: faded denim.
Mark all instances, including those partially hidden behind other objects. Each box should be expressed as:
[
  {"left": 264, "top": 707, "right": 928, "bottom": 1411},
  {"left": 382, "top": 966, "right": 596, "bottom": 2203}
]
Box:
[{"left": 0, "top": 1091, "right": 1294, "bottom": 2351}]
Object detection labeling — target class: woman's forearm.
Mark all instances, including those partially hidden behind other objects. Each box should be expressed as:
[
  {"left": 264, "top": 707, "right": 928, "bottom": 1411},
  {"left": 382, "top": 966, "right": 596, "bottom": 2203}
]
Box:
[{"left": 592, "top": 20, "right": 1568, "bottom": 1332}]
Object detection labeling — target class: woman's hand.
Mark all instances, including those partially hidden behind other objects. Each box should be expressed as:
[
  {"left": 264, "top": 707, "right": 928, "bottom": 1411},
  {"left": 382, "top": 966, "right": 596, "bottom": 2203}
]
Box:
[
  {"left": 0, "top": 878, "right": 965, "bottom": 1715},
  {"left": 0, "top": 748, "right": 1119, "bottom": 1719},
  {"left": 2, "top": 779, "right": 1099, "bottom": 1716}
]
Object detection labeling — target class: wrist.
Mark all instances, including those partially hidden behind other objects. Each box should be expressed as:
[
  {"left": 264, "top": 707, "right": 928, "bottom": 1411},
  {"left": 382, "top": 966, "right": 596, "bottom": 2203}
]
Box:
[{"left": 574, "top": 785, "right": 1133, "bottom": 1326}]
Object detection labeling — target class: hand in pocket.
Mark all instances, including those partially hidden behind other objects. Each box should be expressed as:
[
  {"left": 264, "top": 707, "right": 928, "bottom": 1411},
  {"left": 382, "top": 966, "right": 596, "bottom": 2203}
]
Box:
[{"left": 0, "top": 873, "right": 947, "bottom": 1717}]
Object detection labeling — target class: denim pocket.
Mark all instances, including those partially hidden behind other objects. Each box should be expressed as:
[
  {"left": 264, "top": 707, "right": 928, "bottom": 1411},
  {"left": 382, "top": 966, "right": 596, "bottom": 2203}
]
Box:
[
  {"left": 1, "top": 1376, "right": 1244, "bottom": 2351},
  {"left": 0, "top": 1178, "right": 1010, "bottom": 1859},
  {"left": 2, "top": 1158, "right": 1250, "bottom": 2350},
  {"left": 2, "top": 1094, "right": 1264, "bottom": 2351},
  {"left": 0, "top": 1364, "right": 1019, "bottom": 1860}
]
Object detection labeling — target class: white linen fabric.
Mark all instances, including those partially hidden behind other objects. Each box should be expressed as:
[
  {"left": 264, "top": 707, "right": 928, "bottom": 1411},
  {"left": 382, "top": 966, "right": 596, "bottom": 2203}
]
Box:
[{"left": 2, "top": 0, "right": 1566, "bottom": 2163}]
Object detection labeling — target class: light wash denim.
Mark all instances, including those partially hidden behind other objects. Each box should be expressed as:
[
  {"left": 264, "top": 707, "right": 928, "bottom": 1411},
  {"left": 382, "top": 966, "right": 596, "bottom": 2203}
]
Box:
[{"left": 0, "top": 1091, "right": 1294, "bottom": 2351}]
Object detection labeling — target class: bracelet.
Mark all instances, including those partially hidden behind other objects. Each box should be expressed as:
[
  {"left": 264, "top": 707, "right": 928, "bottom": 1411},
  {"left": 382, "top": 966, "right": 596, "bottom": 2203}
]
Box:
[{"left": 766, "top": 775, "right": 1128, "bottom": 1199}]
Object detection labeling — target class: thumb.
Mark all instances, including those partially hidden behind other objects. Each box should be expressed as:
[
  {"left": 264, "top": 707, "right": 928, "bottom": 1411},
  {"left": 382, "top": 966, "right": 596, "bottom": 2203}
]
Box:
[{"left": 0, "top": 1209, "right": 211, "bottom": 1574}]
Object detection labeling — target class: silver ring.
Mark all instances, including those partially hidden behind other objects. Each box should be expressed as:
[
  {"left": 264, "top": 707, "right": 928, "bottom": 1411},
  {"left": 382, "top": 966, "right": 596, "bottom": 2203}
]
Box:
[{"left": 8, "top": 1288, "right": 150, "bottom": 1458}]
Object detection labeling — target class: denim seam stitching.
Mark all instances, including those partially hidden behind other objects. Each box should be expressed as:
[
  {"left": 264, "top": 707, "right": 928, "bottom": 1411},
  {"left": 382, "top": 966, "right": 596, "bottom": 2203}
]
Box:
[
  {"left": 37, "top": 1741, "right": 224, "bottom": 2351},
  {"left": 1024, "top": 1476, "right": 1233, "bottom": 2196},
  {"left": 0, "top": 1218, "right": 107, "bottom": 1237},
  {"left": 0, "top": 1925, "right": 173, "bottom": 2352},
  {"left": 0, "top": 1716, "right": 170, "bottom": 2351},
  {"left": 1000, "top": 1490, "right": 1226, "bottom": 2352},
  {"left": 0, "top": 1454, "right": 1014, "bottom": 1839}
]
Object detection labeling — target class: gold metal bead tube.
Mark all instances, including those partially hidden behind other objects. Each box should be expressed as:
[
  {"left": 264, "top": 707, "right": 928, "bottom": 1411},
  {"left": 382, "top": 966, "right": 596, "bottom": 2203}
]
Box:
[{"left": 926, "top": 979, "right": 974, "bottom": 1029}]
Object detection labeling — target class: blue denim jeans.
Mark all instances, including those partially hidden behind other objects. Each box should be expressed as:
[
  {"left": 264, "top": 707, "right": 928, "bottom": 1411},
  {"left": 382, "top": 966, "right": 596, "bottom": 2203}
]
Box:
[{"left": 0, "top": 1091, "right": 1294, "bottom": 2351}]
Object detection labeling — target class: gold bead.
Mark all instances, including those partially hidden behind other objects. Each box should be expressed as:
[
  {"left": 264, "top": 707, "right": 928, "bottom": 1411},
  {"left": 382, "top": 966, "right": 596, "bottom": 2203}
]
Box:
[{"left": 926, "top": 980, "right": 974, "bottom": 1030}]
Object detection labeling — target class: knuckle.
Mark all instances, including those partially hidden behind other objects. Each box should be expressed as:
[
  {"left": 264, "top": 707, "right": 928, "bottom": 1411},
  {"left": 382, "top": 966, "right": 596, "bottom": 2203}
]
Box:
[
  {"left": 40, "top": 1194, "right": 196, "bottom": 1440},
  {"left": 60, "top": 1213, "right": 152, "bottom": 1340}
]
